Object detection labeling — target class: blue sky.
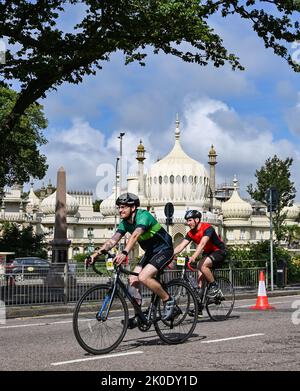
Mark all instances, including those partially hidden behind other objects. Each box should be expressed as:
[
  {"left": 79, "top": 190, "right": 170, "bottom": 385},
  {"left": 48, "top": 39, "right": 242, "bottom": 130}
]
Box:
[{"left": 15, "top": 4, "right": 300, "bottom": 201}]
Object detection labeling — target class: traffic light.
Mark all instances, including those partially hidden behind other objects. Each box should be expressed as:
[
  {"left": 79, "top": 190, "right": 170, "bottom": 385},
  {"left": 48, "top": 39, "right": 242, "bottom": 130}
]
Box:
[{"left": 265, "top": 187, "right": 279, "bottom": 212}]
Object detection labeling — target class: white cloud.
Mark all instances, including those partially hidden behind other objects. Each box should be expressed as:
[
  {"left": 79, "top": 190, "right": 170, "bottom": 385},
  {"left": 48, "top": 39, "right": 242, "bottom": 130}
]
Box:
[
  {"left": 177, "top": 97, "right": 300, "bottom": 198},
  {"left": 38, "top": 118, "right": 115, "bottom": 198},
  {"left": 35, "top": 96, "right": 300, "bottom": 202},
  {"left": 285, "top": 92, "right": 300, "bottom": 136}
]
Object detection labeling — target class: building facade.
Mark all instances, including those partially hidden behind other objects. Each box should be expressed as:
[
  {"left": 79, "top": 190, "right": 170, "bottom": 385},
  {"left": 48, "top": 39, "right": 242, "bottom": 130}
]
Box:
[{"left": 1, "top": 119, "right": 299, "bottom": 260}]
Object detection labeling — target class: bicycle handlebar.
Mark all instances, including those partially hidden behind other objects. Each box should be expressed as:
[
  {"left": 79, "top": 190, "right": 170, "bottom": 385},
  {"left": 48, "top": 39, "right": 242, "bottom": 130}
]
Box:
[
  {"left": 187, "top": 260, "right": 198, "bottom": 272},
  {"left": 86, "top": 250, "right": 139, "bottom": 277},
  {"left": 173, "top": 254, "right": 198, "bottom": 272}
]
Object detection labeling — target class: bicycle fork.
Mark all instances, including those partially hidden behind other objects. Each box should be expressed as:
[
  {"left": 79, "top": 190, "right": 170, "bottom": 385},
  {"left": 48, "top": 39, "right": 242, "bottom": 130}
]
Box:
[{"left": 96, "top": 284, "right": 117, "bottom": 321}]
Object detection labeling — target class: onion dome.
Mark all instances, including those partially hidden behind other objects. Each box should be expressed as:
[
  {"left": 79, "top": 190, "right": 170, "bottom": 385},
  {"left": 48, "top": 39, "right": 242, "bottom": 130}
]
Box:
[
  {"left": 282, "top": 204, "right": 299, "bottom": 221},
  {"left": 148, "top": 117, "right": 210, "bottom": 206},
  {"left": 100, "top": 187, "right": 117, "bottom": 217},
  {"left": 40, "top": 190, "right": 79, "bottom": 216},
  {"left": 222, "top": 176, "right": 252, "bottom": 219},
  {"left": 26, "top": 185, "right": 40, "bottom": 211}
]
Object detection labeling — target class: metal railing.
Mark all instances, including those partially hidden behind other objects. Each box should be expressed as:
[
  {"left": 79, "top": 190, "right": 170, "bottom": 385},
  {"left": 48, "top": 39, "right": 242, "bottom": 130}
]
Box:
[{"left": 0, "top": 261, "right": 267, "bottom": 307}]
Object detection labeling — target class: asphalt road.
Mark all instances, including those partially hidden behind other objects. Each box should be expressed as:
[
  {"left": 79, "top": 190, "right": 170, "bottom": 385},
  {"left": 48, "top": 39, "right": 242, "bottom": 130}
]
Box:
[{"left": 1, "top": 295, "right": 300, "bottom": 372}]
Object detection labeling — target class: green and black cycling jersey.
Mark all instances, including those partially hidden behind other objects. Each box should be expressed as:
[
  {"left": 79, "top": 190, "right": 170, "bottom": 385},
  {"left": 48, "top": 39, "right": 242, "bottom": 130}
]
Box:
[{"left": 117, "top": 209, "right": 172, "bottom": 253}]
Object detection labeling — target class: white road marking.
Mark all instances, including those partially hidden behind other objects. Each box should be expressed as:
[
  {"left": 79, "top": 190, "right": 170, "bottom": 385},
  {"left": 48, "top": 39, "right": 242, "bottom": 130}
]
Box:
[
  {"left": 2, "top": 295, "right": 299, "bottom": 329},
  {"left": 0, "top": 322, "right": 48, "bottom": 329},
  {"left": 201, "top": 333, "right": 264, "bottom": 344},
  {"left": 51, "top": 350, "right": 144, "bottom": 366},
  {"left": 0, "top": 320, "right": 71, "bottom": 329}
]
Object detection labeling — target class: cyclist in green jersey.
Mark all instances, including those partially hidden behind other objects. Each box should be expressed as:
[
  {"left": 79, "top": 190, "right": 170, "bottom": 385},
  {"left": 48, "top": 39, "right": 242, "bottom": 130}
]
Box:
[{"left": 87, "top": 193, "right": 180, "bottom": 328}]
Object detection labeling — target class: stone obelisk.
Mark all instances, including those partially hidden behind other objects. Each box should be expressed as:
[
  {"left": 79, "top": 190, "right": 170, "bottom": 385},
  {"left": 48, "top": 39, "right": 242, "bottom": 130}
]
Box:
[{"left": 50, "top": 167, "right": 71, "bottom": 263}]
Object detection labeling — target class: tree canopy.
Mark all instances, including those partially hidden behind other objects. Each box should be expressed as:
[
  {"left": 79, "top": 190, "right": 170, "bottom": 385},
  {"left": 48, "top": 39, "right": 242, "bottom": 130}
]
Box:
[
  {"left": 0, "top": 86, "right": 48, "bottom": 191},
  {"left": 0, "top": 222, "right": 47, "bottom": 259},
  {"left": 1, "top": 0, "right": 300, "bottom": 131},
  {"left": 247, "top": 155, "right": 297, "bottom": 241}
]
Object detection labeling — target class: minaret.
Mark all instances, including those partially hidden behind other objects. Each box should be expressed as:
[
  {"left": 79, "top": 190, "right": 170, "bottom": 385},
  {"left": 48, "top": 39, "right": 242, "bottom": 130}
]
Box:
[
  {"left": 136, "top": 140, "right": 146, "bottom": 196},
  {"left": 208, "top": 145, "right": 217, "bottom": 209}
]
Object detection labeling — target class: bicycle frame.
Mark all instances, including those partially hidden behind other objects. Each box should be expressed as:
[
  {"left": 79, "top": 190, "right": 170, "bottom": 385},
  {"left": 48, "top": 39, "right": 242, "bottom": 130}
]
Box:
[
  {"left": 178, "top": 257, "right": 209, "bottom": 307},
  {"left": 94, "top": 261, "right": 159, "bottom": 326}
]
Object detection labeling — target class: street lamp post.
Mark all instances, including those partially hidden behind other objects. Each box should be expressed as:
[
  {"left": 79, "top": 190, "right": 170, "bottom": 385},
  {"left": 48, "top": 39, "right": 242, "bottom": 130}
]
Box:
[
  {"left": 118, "top": 132, "right": 125, "bottom": 193},
  {"left": 114, "top": 157, "right": 120, "bottom": 233}
]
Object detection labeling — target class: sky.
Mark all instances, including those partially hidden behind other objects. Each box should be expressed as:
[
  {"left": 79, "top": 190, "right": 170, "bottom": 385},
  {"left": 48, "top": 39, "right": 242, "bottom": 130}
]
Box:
[{"left": 15, "top": 4, "right": 300, "bottom": 201}]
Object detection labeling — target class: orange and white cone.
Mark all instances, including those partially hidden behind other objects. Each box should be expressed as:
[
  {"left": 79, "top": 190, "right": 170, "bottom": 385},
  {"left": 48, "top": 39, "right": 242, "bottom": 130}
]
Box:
[{"left": 250, "top": 271, "right": 275, "bottom": 310}]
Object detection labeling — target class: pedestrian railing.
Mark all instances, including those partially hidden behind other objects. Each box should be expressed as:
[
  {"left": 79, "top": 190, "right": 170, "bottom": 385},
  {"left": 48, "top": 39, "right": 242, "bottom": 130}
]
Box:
[{"left": 0, "top": 262, "right": 266, "bottom": 307}]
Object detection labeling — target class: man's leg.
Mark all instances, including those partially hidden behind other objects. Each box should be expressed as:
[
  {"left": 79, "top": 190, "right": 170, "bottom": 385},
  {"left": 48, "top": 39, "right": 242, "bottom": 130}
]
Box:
[
  {"left": 128, "top": 265, "right": 142, "bottom": 305},
  {"left": 198, "top": 257, "right": 221, "bottom": 298},
  {"left": 138, "top": 264, "right": 169, "bottom": 301},
  {"left": 197, "top": 270, "right": 205, "bottom": 288},
  {"left": 198, "top": 256, "right": 214, "bottom": 283},
  {"left": 139, "top": 263, "right": 182, "bottom": 321}
]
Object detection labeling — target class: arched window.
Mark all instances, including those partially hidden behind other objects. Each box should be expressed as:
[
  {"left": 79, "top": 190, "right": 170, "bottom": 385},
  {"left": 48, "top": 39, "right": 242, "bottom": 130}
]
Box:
[
  {"left": 173, "top": 233, "right": 184, "bottom": 247},
  {"left": 170, "top": 175, "right": 174, "bottom": 184},
  {"left": 163, "top": 175, "right": 168, "bottom": 184},
  {"left": 176, "top": 175, "right": 181, "bottom": 183},
  {"left": 182, "top": 175, "right": 187, "bottom": 184},
  {"left": 189, "top": 176, "right": 193, "bottom": 184},
  {"left": 153, "top": 177, "right": 157, "bottom": 184},
  {"left": 159, "top": 176, "right": 162, "bottom": 184}
]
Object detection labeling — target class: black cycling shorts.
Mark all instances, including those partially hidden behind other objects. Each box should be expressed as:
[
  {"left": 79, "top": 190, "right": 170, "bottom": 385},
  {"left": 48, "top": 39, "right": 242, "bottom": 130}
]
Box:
[
  {"left": 203, "top": 250, "right": 227, "bottom": 268},
  {"left": 138, "top": 248, "right": 174, "bottom": 271}
]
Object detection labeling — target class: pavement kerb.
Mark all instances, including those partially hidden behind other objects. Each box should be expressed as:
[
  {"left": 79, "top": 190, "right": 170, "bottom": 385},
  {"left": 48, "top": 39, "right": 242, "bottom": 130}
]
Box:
[{"left": 5, "top": 288, "right": 300, "bottom": 319}]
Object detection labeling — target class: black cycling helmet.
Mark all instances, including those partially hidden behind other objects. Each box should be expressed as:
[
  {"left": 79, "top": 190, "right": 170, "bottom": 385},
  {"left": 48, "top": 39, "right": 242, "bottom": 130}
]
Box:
[
  {"left": 184, "top": 210, "right": 202, "bottom": 220},
  {"left": 116, "top": 192, "right": 140, "bottom": 207}
]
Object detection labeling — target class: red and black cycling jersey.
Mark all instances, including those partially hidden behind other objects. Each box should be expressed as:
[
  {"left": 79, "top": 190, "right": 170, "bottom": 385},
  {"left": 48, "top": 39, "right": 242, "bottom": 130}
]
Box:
[{"left": 185, "top": 222, "right": 225, "bottom": 254}]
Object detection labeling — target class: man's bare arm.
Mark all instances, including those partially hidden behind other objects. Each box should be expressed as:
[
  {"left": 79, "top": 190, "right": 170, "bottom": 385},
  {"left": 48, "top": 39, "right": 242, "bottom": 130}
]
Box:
[
  {"left": 190, "top": 236, "right": 210, "bottom": 261},
  {"left": 123, "top": 228, "right": 144, "bottom": 253},
  {"left": 173, "top": 239, "right": 190, "bottom": 256},
  {"left": 100, "top": 232, "right": 123, "bottom": 253}
]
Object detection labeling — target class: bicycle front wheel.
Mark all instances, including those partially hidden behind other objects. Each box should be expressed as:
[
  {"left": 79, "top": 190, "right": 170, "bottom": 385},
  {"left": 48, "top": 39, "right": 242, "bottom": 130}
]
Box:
[
  {"left": 73, "top": 284, "right": 128, "bottom": 355},
  {"left": 206, "top": 277, "right": 235, "bottom": 321},
  {"left": 154, "top": 279, "right": 198, "bottom": 345}
]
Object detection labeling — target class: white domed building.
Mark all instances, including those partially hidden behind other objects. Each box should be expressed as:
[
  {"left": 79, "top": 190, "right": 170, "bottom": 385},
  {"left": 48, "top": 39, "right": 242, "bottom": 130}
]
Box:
[
  {"left": 99, "top": 119, "right": 222, "bottom": 253},
  {"left": 1, "top": 117, "right": 300, "bottom": 260},
  {"left": 146, "top": 119, "right": 211, "bottom": 217}
]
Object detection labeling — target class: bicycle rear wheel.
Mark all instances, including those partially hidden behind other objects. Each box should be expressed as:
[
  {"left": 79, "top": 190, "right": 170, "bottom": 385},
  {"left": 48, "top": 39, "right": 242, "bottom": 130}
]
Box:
[
  {"left": 206, "top": 277, "right": 235, "bottom": 321},
  {"left": 73, "top": 284, "right": 128, "bottom": 355},
  {"left": 154, "top": 279, "right": 198, "bottom": 344}
]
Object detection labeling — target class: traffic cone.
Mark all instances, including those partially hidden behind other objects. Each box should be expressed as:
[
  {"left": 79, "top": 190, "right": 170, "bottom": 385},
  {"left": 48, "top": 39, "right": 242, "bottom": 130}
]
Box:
[{"left": 250, "top": 271, "right": 275, "bottom": 310}]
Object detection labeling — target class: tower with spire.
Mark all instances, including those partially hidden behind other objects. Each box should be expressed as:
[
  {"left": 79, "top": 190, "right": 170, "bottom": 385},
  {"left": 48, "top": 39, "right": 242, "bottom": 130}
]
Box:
[
  {"left": 208, "top": 144, "right": 217, "bottom": 210},
  {"left": 136, "top": 140, "right": 146, "bottom": 196}
]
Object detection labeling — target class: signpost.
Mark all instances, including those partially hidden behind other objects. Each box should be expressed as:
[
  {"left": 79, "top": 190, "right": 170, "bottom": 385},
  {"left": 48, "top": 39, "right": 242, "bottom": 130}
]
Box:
[
  {"left": 265, "top": 187, "right": 279, "bottom": 291},
  {"left": 164, "top": 202, "right": 174, "bottom": 233}
]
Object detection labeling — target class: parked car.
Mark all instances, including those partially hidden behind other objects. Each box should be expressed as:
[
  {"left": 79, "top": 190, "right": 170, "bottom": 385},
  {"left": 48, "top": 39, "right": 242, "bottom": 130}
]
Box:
[{"left": 6, "top": 257, "right": 50, "bottom": 282}]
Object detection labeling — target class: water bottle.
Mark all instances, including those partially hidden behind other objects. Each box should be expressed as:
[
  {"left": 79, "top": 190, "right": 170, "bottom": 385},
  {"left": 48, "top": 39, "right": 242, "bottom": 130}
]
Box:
[{"left": 128, "top": 284, "right": 142, "bottom": 305}]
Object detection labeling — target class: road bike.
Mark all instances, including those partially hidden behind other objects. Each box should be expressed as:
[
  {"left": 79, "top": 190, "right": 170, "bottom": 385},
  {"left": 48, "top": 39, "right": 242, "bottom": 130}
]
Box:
[
  {"left": 173, "top": 256, "right": 235, "bottom": 321},
  {"left": 73, "top": 252, "right": 198, "bottom": 355}
]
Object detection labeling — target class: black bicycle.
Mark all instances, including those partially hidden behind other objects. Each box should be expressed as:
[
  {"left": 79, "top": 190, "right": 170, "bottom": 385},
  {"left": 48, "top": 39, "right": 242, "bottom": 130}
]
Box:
[
  {"left": 73, "top": 252, "right": 198, "bottom": 355},
  {"left": 173, "top": 256, "right": 235, "bottom": 321}
]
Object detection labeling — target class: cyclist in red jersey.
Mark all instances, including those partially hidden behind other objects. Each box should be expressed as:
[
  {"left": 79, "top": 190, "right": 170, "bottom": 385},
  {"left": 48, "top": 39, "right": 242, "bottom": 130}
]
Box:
[{"left": 173, "top": 210, "right": 227, "bottom": 299}]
